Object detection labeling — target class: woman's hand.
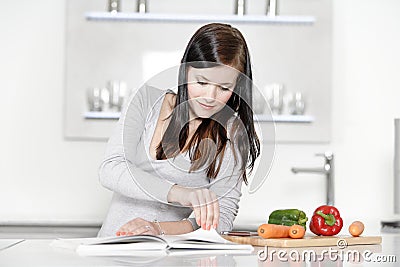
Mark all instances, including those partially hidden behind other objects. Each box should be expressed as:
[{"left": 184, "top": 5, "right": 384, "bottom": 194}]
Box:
[
  {"left": 116, "top": 217, "right": 160, "bottom": 236},
  {"left": 168, "top": 185, "right": 220, "bottom": 230}
]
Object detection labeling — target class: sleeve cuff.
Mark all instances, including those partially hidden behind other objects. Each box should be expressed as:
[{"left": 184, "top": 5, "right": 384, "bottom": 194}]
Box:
[
  {"left": 187, "top": 218, "right": 201, "bottom": 231},
  {"left": 156, "top": 180, "right": 176, "bottom": 203}
]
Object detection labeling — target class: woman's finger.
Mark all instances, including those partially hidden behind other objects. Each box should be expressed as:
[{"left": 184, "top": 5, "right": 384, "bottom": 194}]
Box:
[
  {"left": 118, "top": 226, "right": 133, "bottom": 235},
  {"left": 130, "top": 224, "right": 153, "bottom": 235},
  {"left": 117, "top": 225, "right": 129, "bottom": 234},
  {"left": 197, "top": 190, "right": 207, "bottom": 229},
  {"left": 190, "top": 194, "right": 201, "bottom": 226},
  {"left": 211, "top": 193, "right": 220, "bottom": 229},
  {"left": 204, "top": 190, "right": 213, "bottom": 230},
  {"left": 117, "top": 218, "right": 151, "bottom": 236},
  {"left": 117, "top": 218, "right": 138, "bottom": 232},
  {"left": 116, "top": 231, "right": 127, "bottom": 236}
]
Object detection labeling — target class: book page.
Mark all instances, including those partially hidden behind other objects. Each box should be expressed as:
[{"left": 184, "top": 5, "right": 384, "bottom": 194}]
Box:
[
  {"left": 76, "top": 242, "right": 169, "bottom": 256},
  {"left": 82, "top": 235, "right": 166, "bottom": 245},
  {"left": 162, "top": 228, "right": 254, "bottom": 251},
  {"left": 50, "top": 235, "right": 166, "bottom": 251},
  {"left": 163, "top": 228, "right": 233, "bottom": 244},
  {"left": 50, "top": 228, "right": 254, "bottom": 255}
]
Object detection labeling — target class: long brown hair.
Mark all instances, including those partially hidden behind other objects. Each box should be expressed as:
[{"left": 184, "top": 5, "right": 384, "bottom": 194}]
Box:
[{"left": 156, "top": 23, "right": 260, "bottom": 185}]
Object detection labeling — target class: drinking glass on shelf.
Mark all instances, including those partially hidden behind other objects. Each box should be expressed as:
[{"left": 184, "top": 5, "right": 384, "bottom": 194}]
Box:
[
  {"left": 265, "top": 83, "right": 284, "bottom": 115},
  {"left": 101, "top": 87, "right": 110, "bottom": 112},
  {"left": 137, "top": 0, "right": 148, "bottom": 13},
  {"left": 107, "top": 80, "right": 128, "bottom": 112},
  {"left": 108, "top": 0, "right": 120, "bottom": 13},
  {"left": 288, "top": 92, "right": 306, "bottom": 115},
  {"left": 87, "top": 87, "right": 104, "bottom": 112}
]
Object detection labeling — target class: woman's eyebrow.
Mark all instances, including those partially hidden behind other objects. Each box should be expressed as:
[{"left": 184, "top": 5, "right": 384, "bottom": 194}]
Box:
[{"left": 196, "top": 75, "right": 233, "bottom": 86}]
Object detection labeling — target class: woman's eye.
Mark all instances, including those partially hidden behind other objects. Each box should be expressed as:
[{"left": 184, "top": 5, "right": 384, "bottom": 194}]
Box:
[
  {"left": 197, "top": 81, "right": 208, "bottom": 86},
  {"left": 220, "top": 86, "right": 230, "bottom": 91}
]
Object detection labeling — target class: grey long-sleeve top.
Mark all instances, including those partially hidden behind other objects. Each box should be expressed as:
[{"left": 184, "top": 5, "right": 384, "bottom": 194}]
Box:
[{"left": 97, "top": 85, "right": 244, "bottom": 237}]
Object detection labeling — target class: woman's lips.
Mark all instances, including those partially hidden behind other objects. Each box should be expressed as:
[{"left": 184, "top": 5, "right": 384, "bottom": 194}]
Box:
[{"left": 198, "top": 101, "right": 215, "bottom": 110}]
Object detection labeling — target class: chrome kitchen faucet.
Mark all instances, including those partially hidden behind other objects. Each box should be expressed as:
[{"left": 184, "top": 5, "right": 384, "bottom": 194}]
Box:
[{"left": 291, "top": 152, "right": 335, "bottom": 206}]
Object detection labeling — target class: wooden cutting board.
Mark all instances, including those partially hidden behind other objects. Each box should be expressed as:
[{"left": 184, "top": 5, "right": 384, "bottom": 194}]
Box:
[{"left": 221, "top": 235, "right": 382, "bottom": 248}]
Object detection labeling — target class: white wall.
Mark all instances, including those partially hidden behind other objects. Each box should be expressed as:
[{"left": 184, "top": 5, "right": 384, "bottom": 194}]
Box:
[
  {"left": 1, "top": 0, "right": 399, "bottom": 235},
  {"left": 0, "top": 0, "right": 111, "bottom": 224},
  {"left": 331, "top": 0, "right": 400, "bottom": 232},
  {"left": 237, "top": 0, "right": 400, "bottom": 234}
]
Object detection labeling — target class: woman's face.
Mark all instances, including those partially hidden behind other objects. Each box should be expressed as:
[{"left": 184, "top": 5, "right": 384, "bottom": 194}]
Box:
[{"left": 186, "top": 66, "right": 238, "bottom": 119}]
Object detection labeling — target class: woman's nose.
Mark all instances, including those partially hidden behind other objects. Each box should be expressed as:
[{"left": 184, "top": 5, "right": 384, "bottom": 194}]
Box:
[{"left": 204, "top": 84, "right": 218, "bottom": 102}]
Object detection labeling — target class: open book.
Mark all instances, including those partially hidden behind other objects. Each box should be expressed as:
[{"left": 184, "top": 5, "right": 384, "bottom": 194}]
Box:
[{"left": 51, "top": 228, "right": 254, "bottom": 256}]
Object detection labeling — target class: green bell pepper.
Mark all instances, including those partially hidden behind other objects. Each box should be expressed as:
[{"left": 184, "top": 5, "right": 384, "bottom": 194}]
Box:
[{"left": 268, "top": 209, "right": 308, "bottom": 229}]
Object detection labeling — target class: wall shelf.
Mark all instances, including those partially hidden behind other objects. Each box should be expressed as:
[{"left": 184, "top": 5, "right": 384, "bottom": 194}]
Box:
[
  {"left": 84, "top": 111, "right": 314, "bottom": 123},
  {"left": 84, "top": 111, "right": 121, "bottom": 119},
  {"left": 254, "top": 114, "right": 314, "bottom": 123},
  {"left": 85, "top": 12, "right": 315, "bottom": 25}
]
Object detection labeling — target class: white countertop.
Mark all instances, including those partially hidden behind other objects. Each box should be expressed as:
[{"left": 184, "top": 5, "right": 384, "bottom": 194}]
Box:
[{"left": 0, "top": 234, "right": 398, "bottom": 266}]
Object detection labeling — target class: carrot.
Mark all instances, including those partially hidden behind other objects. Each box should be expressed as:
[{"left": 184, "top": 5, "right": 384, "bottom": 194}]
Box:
[
  {"left": 289, "top": 225, "right": 306, "bottom": 239},
  {"left": 257, "top": 224, "right": 291, "bottom": 239},
  {"left": 349, "top": 221, "right": 364, "bottom": 237}
]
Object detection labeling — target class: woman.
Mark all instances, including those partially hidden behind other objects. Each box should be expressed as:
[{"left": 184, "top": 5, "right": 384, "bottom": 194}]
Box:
[{"left": 97, "top": 23, "right": 260, "bottom": 237}]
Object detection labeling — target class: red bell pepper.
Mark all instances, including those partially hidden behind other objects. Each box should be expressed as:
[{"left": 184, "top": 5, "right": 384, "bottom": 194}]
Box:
[{"left": 309, "top": 205, "right": 343, "bottom": 236}]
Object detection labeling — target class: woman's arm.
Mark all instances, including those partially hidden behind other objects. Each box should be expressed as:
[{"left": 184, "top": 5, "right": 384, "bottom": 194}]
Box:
[
  {"left": 100, "top": 85, "right": 224, "bottom": 230},
  {"left": 157, "top": 220, "right": 194, "bottom": 235},
  {"left": 116, "top": 217, "right": 194, "bottom": 236},
  {"left": 99, "top": 86, "right": 175, "bottom": 203},
  {"left": 116, "top": 142, "right": 244, "bottom": 237},
  {"left": 167, "top": 185, "right": 220, "bottom": 230}
]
